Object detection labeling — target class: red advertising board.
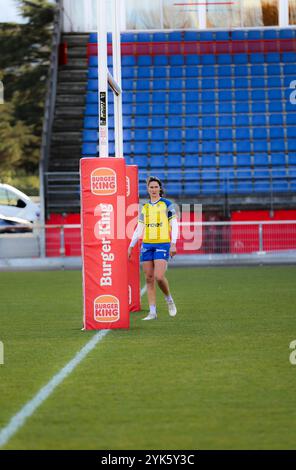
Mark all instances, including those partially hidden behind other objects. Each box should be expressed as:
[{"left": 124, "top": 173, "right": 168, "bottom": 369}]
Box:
[
  {"left": 126, "top": 166, "right": 141, "bottom": 312},
  {"left": 80, "top": 157, "right": 129, "bottom": 330}
]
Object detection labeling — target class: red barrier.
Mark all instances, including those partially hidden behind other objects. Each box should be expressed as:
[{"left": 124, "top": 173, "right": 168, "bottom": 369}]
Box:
[
  {"left": 80, "top": 157, "right": 129, "bottom": 330},
  {"left": 88, "top": 39, "right": 296, "bottom": 58},
  {"left": 126, "top": 166, "right": 141, "bottom": 312}
]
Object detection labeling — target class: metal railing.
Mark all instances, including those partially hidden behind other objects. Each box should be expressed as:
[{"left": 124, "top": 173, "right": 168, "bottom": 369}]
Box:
[{"left": 1, "top": 220, "right": 295, "bottom": 260}]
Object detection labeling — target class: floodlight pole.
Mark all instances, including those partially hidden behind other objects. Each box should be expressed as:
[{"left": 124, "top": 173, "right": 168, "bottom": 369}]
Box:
[
  {"left": 112, "top": 0, "right": 124, "bottom": 158},
  {"left": 97, "top": 0, "right": 109, "bottom": 157}
]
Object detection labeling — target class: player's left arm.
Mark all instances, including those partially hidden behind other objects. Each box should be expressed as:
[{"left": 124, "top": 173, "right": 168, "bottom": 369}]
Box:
[{"left": 169, "top": 216, "right": 178, "bottom": 257}]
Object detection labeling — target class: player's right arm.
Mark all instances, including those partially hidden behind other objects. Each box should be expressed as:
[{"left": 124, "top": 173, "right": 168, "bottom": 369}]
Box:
[{"left": 128, "top": 207, "right": 145, "bottom": 259}]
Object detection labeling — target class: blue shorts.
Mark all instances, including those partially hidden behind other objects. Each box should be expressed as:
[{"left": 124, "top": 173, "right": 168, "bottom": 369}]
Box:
[{"left": 140, "top": 243, "right": 171, "bottom": 262}]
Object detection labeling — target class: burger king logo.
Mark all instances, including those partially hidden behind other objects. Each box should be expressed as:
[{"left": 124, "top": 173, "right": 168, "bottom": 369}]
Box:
[
  {"left": 91, "top": 168, "right": 117, "bottom": 196},
  {"left": 94, "top": 295, "right": 120, "bottom": 323}
]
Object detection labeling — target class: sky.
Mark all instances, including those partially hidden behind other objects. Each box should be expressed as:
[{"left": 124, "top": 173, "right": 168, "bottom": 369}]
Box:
[{"left": 0, "top": 0, "right": 24, "bottom": 23}]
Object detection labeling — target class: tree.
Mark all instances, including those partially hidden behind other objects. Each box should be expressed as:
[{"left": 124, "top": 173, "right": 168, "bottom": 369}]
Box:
[{"left": 0, "top": 0, "right": 55, "bottom": 174}]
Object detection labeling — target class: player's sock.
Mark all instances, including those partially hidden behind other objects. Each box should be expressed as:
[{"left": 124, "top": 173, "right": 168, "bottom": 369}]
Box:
[
  {"left": 149, "top": 304, "right": 157, "bottom": 315},
  {"left": 165, "top": 295, "right": 173, "bottom": 303}
]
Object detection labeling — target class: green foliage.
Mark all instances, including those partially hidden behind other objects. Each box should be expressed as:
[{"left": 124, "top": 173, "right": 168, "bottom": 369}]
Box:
[{"left": 0, "top": 0, "right": 55, "bottom": 175}]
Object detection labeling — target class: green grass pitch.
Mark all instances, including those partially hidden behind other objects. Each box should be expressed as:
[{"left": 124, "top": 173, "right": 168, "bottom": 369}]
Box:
[{"left": 0, "top": 266, "right": 296, "bottom": 450}]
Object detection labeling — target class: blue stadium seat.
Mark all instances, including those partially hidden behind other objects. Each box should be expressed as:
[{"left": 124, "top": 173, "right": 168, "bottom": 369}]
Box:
[
  {"left": 137, "top": 68, "right": 151, "bottom": 79},
  {"left": 82, "top": 143, "right": 97, "bottom": 155},
  {"left": 151, "top": 91, "right": 165, "bottom": 103},
  {"left": 234, "top": 78, "right": 248, "bottom": 89},
  {"left": 269, "top": 102, "right": 284, "bottom": 112},
  {"left": 150, "top": 142, "right": 165, "bottom": 154},
  {"left": 219, "top": 155, "right": 234, "bottom": 167},
  {"left": 237, "top": 155, "right": 251, "bottom": 166},
  {"left": 217, "top": 78, "right": 232, "bottom": 89},
  {"left": 217, "top": 54, "right": 232, "bottom": 65},
  {"left": 170, "top": 67, "right": 184, "bottom": 78},
  {"left": 202, "top": 128, "right": 216, "bottom": 140},
  {"left": 250, "top": 53, "right": 264, "bottom": 64},
  {"left": 236, "top": 182, "right": 253, "bottom": 194},
  {"left": 254, "top": 154, "right": 269, "bottom": 166},
  {"left": 271, "top": 154, "right": 286, "bottom": 166},
  {"left": 271, "top": 140, "right": 286, "bottom": 152},
  {"left": 167, "top": 172, "right": 182, "bottom": 182},
  {"left": 232, "top": 31, "right": 246, "bottom": 40},
  {"left": 218, "top": 115, "right": 233, "bottom": 126},
  {"left": 271, "top": 181, "right": 289, "bottom": 192},
  {"left": 136, "top": 33, "right": 151, "bottom": 42},
  {"left": 138, "top": 56, "right": 152, "bottom": 66},
  {"left": 134, "top": 129, "right": 148, "bottom": 141},
  {"left": 202, "top": 155, "right": 216, "bottom": 167},
  {"left": 219, "top": 141, "right": 233, "bottom": 153},
  {"left": 282, "top": 52, "right": 296, "bottom": 63},
  {"left": 83, "top": 130, "right": 97, "bottom": 142},
  {"left": 133, "top": 156, "right": 148, "bottom": 168},
  {"left": 234, "top": 65, "right": 248, "bottom": 77},
  {"left": 288, "top": 153, "right": 296, "bottom": 165},
  {"left": 154, "top": 55, "right": 168, "bottom": 66},
  {"left": 254, "top": 141, "right": 268, "bottom": 152},
  {"left": 235, "top": 103, "right": 250, "bottom": 113},
  {"left": 168, "top": 103, "right": 183, "bottom": 114},
  {"left": 247, "top": 30, "right": 262, "bottom": 39},
  {"left": 201, "top": 54, "right": 215, "bottom": 65},
  {"left": 168, "top": 156, "right": 182, "bottom": 168},
  {"left": 151, "top": 129, "right": 165, "bottom": 141},
  {"left": 185, "top": 67, "right": 199, "bottom": 78},
  {"left": 202, "top": 142, "right": 216, "bottom": 153},
  {"left": 185, "top": 55, "right": 200, "bottom": 65},
  {"left": 169, "top": 55, "right": 184, "bottom": 66},
  {"left": 236, "top": 128, "right": 250, "bottom": 140},
  {"left": 253, "top": 128, "right": 267, "bottom": 139},
  {"left": 168, "top": 31, "right": 183, "bottom": 41},
  {"left": 219, "top": 129, "right": 232, "bottom": 140},
  {"left": 263, "top": 29, "right": 278, "bottom": 39},
  {"left": 233, "top": 53, "right": 248, "bottom": 64},
  {"left": 252, "top": 90, "right": 265, "bottom": 101},
  {"left": 136, "top": 79, "right": 150, "bottom": 90},
  {"left": 186, "top": 103, "right": 199, "bottom": 114},
  {"left": 235, "top": 115, "right": 250, "bottom": 126},
  {"left": 152, "top": 32, "right": 167, "bottom": 42},
  {"left": 199, "top": 31, "right": 214, "bottom": 41},
  {"left": 184, "top": 183, "right": 200, "bottom": 196},
  {"left": 135, "top": 116, "right": 149, "bottom": 128},
  {"left": 168, "top": 128, "right": 182, "bottom": 141},
  {"left": 270, "top": 114, "right": 284, "bottom": 125},
  {"left": 84, "top": 116, "right": 97, "bottom": 129},
  {"left": 186, "top": 78, "right": 199, "bottom": 89},
  {"left": 153, "top": 67, "right": 166, "bottom": 78},
  {"left": 265, "top": 52, "right": 280, "bottom": 63},
  {"left": 279, "top": 29, "right": 294, "bottom": 39},
  {"left": 168, "top": 116, "right": 182, "bottom": 127},
  {"left": 134, "top": 142, "right": 148, "bottom": 154},
  {"left": 184, "top": 141, "right": 198, "bottom": 154},
  {"left": 135, "top": 103, "right": 149, "bottom": 115},
  {"left": 168, "top": 91, "right": 183, "bottom": 103},
  {"left": 236, "top": 169, "right": 252, "bottom": 180},
  {"left": 254, "top": 181, "right": 271, "bottom": 192},
  {"left": 217, "top": 66, "right": 232, "bottom": 77},
  {"left": 136, "top": 92, "right": 150, "bottom": 103},
  {"left": 184, "top": 155, "right": 198, "bottom": 168},
  {"left": 121, "top": 56, "right": 136, "bottom": 66},
  {"left": 150, "top": 156, "right": 165, "bottom": 168},
  {"left": 201, "top": 66, "right": 215, "bottom": 77},
  {"left": 185, "top": 116, "right": 199, "bottom": 127},
  {"left": 252, "top": 115, "right": 267, "bottom": 126},
  {"left": 218, "top": 91, "right": 232, "bottom": 101},
  {"left": 165, "top": 183, "right": 183, "bottom": 196},
  {"left": 168, "top": 141, "right": 182, "bottom": 154},
  {"left": 267, "top": 64, "right": 281, "bottom": 76},
  {"left": 184, "top": 170, "right": 199, "bottom": 181},
  {"left": 268, "top": 89, "right": 282, "bottom": 101},
  {"left": 184, "top": 31, "right": 199, "bottom": 41}
]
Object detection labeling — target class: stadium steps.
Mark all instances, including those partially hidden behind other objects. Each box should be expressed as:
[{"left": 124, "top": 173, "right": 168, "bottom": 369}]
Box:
[{"left": 47, "top": 33, "right": 88, "bottom": 213}]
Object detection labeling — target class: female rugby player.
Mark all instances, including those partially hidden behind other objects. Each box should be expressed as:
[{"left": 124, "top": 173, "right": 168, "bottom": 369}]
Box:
[{"left": 128, "top": 176, "right": 178, "bottom": 320}]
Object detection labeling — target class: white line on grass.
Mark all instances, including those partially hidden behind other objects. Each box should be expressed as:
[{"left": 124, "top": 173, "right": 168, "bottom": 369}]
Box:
[{"left": 0, "top": 285, "right": 147, "bottom": 448}]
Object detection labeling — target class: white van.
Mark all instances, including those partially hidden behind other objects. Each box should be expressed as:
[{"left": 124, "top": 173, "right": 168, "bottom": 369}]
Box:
[{"left": 0, "top": 184, "right": 40, "bottom": 222}]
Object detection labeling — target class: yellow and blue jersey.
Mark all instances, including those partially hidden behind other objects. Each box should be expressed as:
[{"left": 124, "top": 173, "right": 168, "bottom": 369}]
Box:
[{"left": 139, "top": 197, "right": 176, "bottom": 244}]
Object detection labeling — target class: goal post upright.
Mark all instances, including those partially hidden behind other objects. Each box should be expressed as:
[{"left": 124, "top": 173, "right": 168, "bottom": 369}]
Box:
[{"left": 97, "top": 0, "right": 109, "bottom": 157}]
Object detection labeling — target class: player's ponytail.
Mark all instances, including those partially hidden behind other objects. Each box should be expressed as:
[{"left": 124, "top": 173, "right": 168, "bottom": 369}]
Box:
[{"left": 146, "top": 176, "right": 164, "bottom": 196}]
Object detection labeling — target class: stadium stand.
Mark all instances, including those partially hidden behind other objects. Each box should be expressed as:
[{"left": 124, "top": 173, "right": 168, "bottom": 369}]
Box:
[{"left": 46, "top": 29, "right": 296, "bottom": 212}]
